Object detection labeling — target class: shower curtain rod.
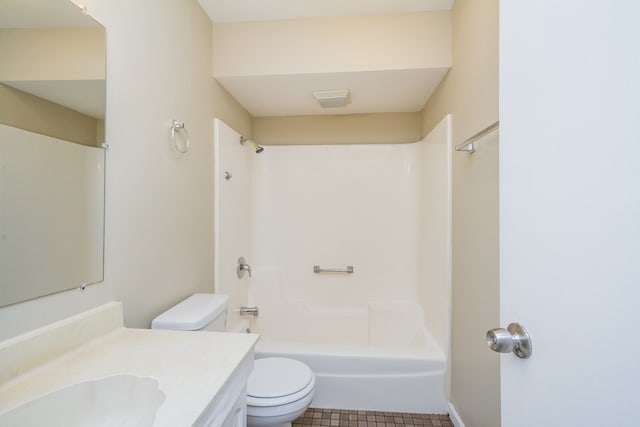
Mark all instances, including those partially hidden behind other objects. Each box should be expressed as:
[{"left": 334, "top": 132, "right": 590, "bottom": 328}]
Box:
[{"left": 455, "top": 121, "right": 499, "bottom": 154}]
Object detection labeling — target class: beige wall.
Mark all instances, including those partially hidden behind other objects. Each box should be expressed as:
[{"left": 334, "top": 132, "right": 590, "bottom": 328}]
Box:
[
  {"left": 87, "top": 0, "right": 251, "bottom": 328},
  {"left": 253, "top": 113, "right": 421, "bottom": 145},
  {"left": 213, "top": 11, "right": 450, "bottom": 77},
  {"left": 212, "top": 80, "right": 252, "bottom": 140},
  {"left": 0, "top": 84, "right": 99, "bottom": 146},
  {"left": 0, "top": 0, "right": 252, "bottom": 338},
  {"left": 421, "top": 0, "right": 500, "bottom": 426},
  {"left": 422, "top": 3, "right": 497, "bottom": 139}
]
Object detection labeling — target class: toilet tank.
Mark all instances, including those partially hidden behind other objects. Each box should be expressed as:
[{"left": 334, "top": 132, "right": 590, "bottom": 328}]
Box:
[{"left": 151, "top": 293, "right": 229, "bottom": 332}]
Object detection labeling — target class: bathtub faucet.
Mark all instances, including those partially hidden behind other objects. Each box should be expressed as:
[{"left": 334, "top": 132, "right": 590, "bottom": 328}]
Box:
[{"left": 240, "top": 306, "right": 259, "bottom": 318}]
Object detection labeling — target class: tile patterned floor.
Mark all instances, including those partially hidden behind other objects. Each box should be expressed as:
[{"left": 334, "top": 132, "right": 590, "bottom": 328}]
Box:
[{"left": 293, "top": 408, "right": 454, "bottom": 427}]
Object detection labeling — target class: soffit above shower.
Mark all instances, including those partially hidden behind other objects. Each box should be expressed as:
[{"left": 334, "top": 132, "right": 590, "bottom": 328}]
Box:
[
  {"left": 205, "top": 8, "right": 452, "bottom": 117},
  {"left": 199, "top": 0, "right": 454, "bottom": 23}
]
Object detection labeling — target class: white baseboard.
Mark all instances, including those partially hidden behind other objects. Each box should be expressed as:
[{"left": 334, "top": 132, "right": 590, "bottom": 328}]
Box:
[{"left": 448, "top": 401, "right": 466, "bottom": 427}]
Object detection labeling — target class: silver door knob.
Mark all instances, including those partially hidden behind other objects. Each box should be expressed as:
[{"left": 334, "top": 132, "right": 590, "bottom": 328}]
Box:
[{"left": 486, "top": 323, "right": 532, "bottom": 359}]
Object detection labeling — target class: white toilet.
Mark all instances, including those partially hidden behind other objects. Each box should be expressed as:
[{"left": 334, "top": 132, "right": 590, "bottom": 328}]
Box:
[{"left": 151, "top": 293, "right": 315, "bottom": 427}]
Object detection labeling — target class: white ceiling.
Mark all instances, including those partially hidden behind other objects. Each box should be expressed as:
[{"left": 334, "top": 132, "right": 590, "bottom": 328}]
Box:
[
  {"left": 199, "top": 0, "right": 454, "bottom": 23},
  {"left": 200, "top": 0, "right": 453, "bottom": 117},
  {"left": 218, "top": 68, "right": 450, "bottom": 117}
]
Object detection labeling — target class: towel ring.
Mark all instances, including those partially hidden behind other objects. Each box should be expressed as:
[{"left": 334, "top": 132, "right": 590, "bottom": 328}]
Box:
[{"left": 171, "top": 119, "right": 190, "bottom": 154}]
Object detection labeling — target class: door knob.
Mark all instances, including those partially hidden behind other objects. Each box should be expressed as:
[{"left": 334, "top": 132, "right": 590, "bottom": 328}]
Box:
[{"left": 486, "top": 323, "right": 532, "bottom": 359}]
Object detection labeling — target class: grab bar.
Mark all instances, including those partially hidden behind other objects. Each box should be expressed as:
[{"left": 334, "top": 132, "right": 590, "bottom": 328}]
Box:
[{"left": 313, "top": 265, "right": 354, "bottom": 274}]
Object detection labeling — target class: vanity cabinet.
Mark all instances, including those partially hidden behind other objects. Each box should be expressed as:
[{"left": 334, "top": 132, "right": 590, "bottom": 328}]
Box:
[
  {"left": 221, "top": 390, "right": 247, "bottom": 427},
  {"left": 194, "top": 354, "right": 253, "bottom": 427}
]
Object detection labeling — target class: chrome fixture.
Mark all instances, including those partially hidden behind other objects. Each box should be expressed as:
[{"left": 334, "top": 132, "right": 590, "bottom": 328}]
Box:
[
  {"left": 240, "top": 136, "right": 264, "bottom": 154},
  {"left": 237, "top": 256, "right": 252, "bottom": 278},
  {"left": 170, "top": 119, "right": 190, "bottom": 154},
  {"left": 313, "top": 265, "right": 354, "bottom": 274},
  {"left": 455, "top": 121, "right": 499, "bottom": 154},
  {"left": 224, "top": 171, "right": 232, "bottom": 180},
  {"left": 240, "top": 306, "right": 259, "bottom": 318},
  {"left": 486, "top": 323, "right": 532, "bottom": 359}
]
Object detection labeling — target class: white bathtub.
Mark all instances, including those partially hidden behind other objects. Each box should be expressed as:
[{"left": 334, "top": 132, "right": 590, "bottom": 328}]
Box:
[{"left": 246, "top": 301, "right": 447, "bottom": 414}]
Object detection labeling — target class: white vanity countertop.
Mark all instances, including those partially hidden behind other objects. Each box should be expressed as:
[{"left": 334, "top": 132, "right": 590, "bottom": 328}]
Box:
[{"left": 0, "top": 304, "right": 258, "bottom": 426}]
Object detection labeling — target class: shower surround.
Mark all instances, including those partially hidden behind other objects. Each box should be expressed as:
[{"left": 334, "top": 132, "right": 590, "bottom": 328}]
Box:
[{"left": 214, "top": 117, "right": 451, "bottom": 412}]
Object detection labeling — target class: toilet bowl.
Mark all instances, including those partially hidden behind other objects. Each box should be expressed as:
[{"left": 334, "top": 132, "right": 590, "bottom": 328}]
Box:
[
  {"left": 247, "top": 357, "right": 315, "bottom": 427},
  {"left": 151, "top": 294, "right": 315, "bottom": 427}
]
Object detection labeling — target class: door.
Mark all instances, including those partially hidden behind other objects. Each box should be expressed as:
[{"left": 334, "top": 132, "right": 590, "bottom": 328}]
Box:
[{"left": 499, "top": 1, "right": 640, "bottom": 426}]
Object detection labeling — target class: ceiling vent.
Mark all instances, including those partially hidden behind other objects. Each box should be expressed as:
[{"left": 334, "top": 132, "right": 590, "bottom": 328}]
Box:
[{"left": 312, "top": 89, "right": 351, "bottom": 108}]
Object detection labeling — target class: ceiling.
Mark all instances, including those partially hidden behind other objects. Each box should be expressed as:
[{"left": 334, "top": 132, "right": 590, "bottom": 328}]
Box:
[
  {"left": 199, "top": 0, "right": 454, "bottom": 23},
  {"left": 200, "top": 0, "right": 453, "bottom": 117},
  {"left": 2, "top": 1, "right": 452, "bottom": 119},
  {"left": 217, "top": 68, "right": 449, "bottom": 117}
]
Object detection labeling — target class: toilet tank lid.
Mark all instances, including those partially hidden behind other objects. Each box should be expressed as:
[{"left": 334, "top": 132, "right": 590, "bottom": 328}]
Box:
[{"left": 151, "top": 293, "right": 229, "bottom": 331}]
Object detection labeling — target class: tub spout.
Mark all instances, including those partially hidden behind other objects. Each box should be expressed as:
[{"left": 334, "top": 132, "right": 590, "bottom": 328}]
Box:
[{"left": 240, "top": 306, "right": 259, "bottom": 318}]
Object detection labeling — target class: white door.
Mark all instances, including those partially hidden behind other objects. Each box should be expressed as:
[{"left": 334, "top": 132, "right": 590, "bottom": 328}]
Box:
[{"left": 499, "top": 1, "right": 640, "bottom": 426}]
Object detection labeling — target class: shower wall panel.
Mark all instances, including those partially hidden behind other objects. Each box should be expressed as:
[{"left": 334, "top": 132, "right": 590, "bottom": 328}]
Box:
[
  {"left": 419, "top": 115, "right": 452, "bottom": 352},
  {"left": 214, "top": 119, "right": 252, "bottom": 329},
  {"left": 216, "top": 118, "right": 451, "bottom": 354},
  {"left": 250, "top": 144, "right": 422, "bottom": 309}
]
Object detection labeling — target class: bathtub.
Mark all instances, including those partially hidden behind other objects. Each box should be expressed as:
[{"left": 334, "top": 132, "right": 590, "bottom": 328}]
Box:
[{"left": 244, "top": 301, "right": 447, "bottom": 414}]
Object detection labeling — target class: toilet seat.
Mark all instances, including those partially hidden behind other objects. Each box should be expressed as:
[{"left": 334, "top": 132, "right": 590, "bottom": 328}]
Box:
[
  {"left": 247, "top": 358, "right": 315, "bottom": 407},
  {"left": 246, "top": 389, "right": 314, "bottom": 421},
  {"left": 248, "top": 376, "right": 315, "bottom": 407}
]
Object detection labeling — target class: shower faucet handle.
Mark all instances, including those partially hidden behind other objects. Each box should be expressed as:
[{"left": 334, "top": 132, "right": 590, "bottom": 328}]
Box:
[{"left": 237, "top": 256, "right": 252, "bottom": 278}]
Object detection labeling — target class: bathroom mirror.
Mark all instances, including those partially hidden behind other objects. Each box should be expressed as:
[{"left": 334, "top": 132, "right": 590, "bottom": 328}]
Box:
[{"left": 0, "top": 0, "right": 106, "bottom": 307}]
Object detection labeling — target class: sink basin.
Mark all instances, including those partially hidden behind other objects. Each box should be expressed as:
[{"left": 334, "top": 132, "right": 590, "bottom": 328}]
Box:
[{"left": 0, "top": 374, "right": 165, "bottom": 426}]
